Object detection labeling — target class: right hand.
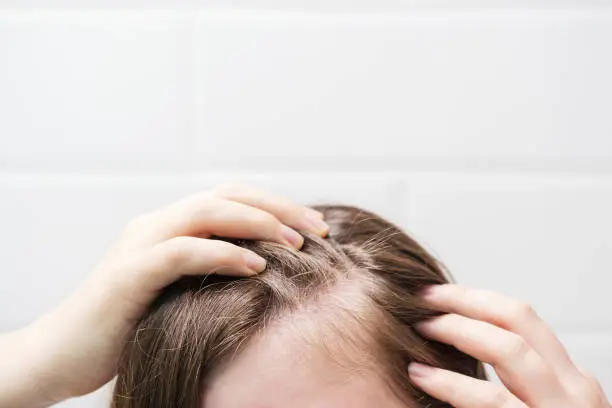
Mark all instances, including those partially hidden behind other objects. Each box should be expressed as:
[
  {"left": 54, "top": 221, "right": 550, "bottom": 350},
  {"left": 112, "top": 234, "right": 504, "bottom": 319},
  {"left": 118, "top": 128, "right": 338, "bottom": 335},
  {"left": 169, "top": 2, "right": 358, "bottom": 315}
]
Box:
[
  {"left": 409, "top": 285, "right": 611, "bottom": 408},
  {"left": 17, "top": 185, "right": 329, "bottom": 405}
]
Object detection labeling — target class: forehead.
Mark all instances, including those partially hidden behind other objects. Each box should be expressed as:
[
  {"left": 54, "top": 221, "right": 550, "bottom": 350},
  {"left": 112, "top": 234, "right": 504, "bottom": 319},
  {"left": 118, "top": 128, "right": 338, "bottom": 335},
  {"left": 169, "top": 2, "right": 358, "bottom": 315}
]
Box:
[{"left": 202, "top": 321, "right": 409, "bottom": 408}]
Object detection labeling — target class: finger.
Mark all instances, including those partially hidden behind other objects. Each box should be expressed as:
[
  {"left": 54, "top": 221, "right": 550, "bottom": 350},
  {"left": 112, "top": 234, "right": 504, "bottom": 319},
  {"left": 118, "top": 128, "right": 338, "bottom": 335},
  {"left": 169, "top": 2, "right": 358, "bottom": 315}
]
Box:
[
  {"left": 408, "top": 362, "right": 527, "bottom": 408},
  {"left": 569, "top": 367, "right": 610, "bottom": 406},
  {"left": 129, "top": 237, "right": 267, "bottom": 293},
  {"left": 124, "top": 197, "right": 305, "bottom": 250},
  {"left": 209, "top": 184, "right": 329, "bottom": 236},
  {"left": 420, "top": 284, "right": 582, "bottom": 381},
  {"left": 415, "top": 314, "right": 567, "bottom": 406}
]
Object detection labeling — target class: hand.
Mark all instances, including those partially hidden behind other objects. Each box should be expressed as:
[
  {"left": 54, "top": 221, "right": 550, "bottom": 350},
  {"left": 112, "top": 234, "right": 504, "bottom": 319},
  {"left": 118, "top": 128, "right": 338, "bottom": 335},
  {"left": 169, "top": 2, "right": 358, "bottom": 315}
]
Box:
[
  {"left": 2, "top": 185, "right": 329, "bottom": 407},
  {"left": 408, "top": 284, "right": 611, "bottom": 407}
]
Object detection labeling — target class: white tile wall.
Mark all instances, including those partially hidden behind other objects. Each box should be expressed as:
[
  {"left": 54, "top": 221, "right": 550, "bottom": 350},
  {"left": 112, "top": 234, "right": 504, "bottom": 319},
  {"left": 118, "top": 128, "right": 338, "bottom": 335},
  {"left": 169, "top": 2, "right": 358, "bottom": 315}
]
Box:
[
  {"left": 402, "top": 173, "right": 612, "bottom": 332},
  {"left": 193, "top": 10, "right": 612, "bottom": 164},
  {"left": 0, "top": 5, "right": 610, "bottom": 406},
  {"left": 0, "top": 11, "right": 191, "bottom": 173}
]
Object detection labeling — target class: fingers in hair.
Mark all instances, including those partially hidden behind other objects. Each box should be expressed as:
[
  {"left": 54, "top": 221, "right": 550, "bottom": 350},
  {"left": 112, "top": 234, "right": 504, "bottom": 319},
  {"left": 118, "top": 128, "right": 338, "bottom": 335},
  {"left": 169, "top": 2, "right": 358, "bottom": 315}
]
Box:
[
  {"left": 408, "top": 363, "right": 527, "bottom": 408},
  {"left": 415, "top": 314, "right": 567, "bottom": 405}
]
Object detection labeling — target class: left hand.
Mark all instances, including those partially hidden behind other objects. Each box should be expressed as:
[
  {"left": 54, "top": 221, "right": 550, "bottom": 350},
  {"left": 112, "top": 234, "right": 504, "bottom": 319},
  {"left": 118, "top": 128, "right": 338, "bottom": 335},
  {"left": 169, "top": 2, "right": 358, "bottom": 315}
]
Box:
[
  {"left": 408, "top": 284, "right": 611, "bottom": 408},
  {"left": 0, "top": 185, "right": 328, "bottom": 407}
]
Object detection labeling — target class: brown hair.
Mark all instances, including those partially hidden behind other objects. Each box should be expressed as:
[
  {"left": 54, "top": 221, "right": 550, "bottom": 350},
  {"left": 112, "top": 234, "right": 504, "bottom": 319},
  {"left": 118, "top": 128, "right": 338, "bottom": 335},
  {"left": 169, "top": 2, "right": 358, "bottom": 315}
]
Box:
[{"left": 111, "top": 205, "right": 486, "bottom": 408}]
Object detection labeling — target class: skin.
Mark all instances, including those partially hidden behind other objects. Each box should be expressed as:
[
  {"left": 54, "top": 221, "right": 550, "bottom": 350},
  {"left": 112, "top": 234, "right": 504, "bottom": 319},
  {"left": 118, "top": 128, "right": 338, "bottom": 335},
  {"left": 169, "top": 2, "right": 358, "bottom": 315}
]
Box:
[
  {"left": 410, "top": 284, "right": 611, "bottom": 408},
  {"left": 203, "top": 315, "right": 407, "bottom": 408},
  {"left": 0, "top": 185, "right": 609, "bottom": 407},
  {"left": 0, "top": 185, "right": 329, "bottom": 407}
]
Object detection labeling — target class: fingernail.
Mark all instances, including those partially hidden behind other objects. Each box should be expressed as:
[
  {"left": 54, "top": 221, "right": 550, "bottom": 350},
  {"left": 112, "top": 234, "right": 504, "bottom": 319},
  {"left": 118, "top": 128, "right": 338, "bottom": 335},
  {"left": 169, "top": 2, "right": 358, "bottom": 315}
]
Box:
[
  {"left": 243, "top": 251, "right": 266, "bottom": 273},
  {"left": 304, "top": 212, "right": 329, "bottom": 236},
  {"left": 408, "top": 362, "right": 435, "bottom": 378},
  {"left": 281, "top": 225, "right": 304, "bottom": 249}
]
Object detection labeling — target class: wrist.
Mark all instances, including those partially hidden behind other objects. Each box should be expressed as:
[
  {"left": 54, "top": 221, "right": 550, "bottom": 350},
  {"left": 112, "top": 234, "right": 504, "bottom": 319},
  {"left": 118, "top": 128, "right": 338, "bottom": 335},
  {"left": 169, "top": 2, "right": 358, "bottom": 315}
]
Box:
[
  {"left": 24, "top": 302, "right": 93, "bottom": 404},
  {"left": 0, "top": 324, "right": 62, "bottom": 408}
]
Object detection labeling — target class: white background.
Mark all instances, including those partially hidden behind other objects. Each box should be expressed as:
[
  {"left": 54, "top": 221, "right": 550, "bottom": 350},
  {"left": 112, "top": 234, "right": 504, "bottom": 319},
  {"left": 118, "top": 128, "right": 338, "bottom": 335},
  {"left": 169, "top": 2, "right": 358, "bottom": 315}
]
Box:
[{"left": 1, "top": 1, "right": 611, "bottom": 406}]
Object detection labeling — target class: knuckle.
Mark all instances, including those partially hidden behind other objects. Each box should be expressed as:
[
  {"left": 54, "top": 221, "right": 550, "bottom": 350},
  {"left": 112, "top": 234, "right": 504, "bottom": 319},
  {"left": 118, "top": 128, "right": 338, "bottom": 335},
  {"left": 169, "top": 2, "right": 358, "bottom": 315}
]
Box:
[
  {"left": 499, "top": 334, "right": 530, "bottom": 362},
  {"left": 568, "top": 377, "right": 603, "bottom": 403},
  {"left": 180, "top": 191, "right": 216, "bottom": 212},
  {"left": 577, "top": 367, "right": 602, "bottom": 389},
  {"left": 455, "top": 284, "right": 470, "bottom": 300},
  {"left": 159, "top": 236, "right": 194, "bottom": 267},
  {"left": 486, "top": 385, "right": 511, "bottom": 408},
  {"left": 507, "top": 300, "right": 536, "bottom": 323},
  {"left": 211, "top": 183, "right": 247, "bottom": 198}
]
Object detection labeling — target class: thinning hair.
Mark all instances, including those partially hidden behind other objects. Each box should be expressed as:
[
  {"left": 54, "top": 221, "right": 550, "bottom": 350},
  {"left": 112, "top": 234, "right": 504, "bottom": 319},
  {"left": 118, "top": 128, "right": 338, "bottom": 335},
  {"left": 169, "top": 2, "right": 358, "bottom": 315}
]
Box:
[{"left": 112, "top": 205, "right": 486, "bottom": 408}]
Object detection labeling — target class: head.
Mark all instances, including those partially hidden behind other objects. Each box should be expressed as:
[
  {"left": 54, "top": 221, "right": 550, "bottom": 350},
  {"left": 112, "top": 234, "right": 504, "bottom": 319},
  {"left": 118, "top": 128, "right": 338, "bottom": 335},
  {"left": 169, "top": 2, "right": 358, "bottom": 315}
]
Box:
[{"left": 112, "top": 205, "right": 486, "bottom": 408}]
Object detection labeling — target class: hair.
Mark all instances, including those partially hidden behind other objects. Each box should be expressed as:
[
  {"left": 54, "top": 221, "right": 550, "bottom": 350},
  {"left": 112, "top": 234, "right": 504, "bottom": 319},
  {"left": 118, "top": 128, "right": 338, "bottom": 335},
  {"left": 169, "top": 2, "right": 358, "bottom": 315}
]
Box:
[{"left": 111, "top": 205, "right": 487, "bottom": 408}]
